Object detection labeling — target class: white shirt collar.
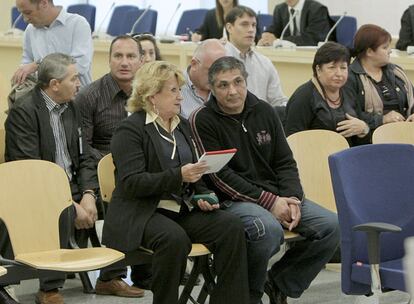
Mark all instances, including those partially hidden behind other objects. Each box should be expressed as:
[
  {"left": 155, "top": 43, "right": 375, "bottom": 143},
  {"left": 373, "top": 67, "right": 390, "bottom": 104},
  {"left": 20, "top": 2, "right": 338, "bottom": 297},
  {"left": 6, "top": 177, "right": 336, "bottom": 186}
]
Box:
[
  {"left": 145, "top": 110, "right": 180, "bottom": 133},
  {"left": 289, "top": 0, "right": 305, "bottom": 12}
]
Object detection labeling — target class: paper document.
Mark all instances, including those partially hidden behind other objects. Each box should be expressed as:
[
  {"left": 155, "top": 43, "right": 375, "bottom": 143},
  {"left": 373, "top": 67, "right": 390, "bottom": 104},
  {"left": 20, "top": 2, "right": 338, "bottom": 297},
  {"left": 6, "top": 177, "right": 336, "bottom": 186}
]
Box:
[{"left": 198, "top": 148, "right": 237, "bottom": 174}]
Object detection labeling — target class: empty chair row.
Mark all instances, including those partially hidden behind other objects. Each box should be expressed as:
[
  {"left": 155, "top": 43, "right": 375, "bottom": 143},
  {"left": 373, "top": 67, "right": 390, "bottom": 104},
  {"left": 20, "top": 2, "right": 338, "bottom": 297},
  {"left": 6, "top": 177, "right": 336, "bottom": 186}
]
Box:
[
  {"left": 11, "top": 5, "right": 206, "bottom": 37},
  {"left": 11, "top": 5, "right": 159, "bottom": 35},
  {"left": 10, "top": 5, "right": 357, "bottom": 46}
]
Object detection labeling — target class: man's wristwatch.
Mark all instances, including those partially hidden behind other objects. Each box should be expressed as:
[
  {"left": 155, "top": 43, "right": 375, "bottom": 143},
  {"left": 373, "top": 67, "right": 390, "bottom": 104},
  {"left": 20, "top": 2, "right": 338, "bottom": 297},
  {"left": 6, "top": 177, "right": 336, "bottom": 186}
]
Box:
[{"left": 83, "top": 189, "right": 97, "bottom": 200}]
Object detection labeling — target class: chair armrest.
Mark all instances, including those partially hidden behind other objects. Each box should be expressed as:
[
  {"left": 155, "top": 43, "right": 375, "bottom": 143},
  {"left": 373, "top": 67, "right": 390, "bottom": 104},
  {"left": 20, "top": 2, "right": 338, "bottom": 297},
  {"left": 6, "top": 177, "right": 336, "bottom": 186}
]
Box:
[{"left": 353, "top": 222, "right": 401, "bottom": 265}]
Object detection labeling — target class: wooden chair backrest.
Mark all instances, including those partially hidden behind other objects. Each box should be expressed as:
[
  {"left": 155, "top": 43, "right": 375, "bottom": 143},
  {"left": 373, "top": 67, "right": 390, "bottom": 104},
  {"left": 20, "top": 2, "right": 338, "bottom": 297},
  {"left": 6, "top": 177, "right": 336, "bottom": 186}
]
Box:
[
  {"left": 0, "top": 160, "right": 73, "bottom": 255},
  {"left": 287, "top": 130, "right": 349, "bottom": 212},
  {"left": 0, "top": 72, "right": 9, "bottom": 127},
  {"left": 97, "top": 153, "right": 115, "bottom": 203},
  {"left": 372, "top": 122, "right": 414, "bottom": 144},
  {"left": 0, "top": 129, "right": 4, "bottom": 164}
]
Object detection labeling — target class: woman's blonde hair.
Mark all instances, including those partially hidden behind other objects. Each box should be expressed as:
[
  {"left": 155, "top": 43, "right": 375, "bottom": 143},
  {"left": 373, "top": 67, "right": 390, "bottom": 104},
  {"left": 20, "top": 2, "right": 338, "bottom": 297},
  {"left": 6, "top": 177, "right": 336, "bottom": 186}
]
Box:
[{"left": 126, "top": 61, "right": 185, "bottom": 113}]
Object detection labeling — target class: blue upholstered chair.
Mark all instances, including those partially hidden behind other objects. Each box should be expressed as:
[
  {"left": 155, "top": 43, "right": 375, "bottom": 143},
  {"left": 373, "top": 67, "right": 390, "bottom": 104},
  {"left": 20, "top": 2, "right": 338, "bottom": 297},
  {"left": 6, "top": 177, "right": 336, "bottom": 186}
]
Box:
[
  {"left": 67, "top": 4, "right": 96, "bottom": 32},
  {"left": 107, "top": 5, "right": 139, "bottom": 37},
  {"left": 257, "top": 13, "right": 273, "bottom": 35},
  {"left": 11, "top": 6, "right": 28, "bottom": 31},
  {"left": 175, "top": 9, "right": 208, "bottom": 35},
  {"left": 329, "top": 144, "right": 414, "bottom": 299},
  {"left": 128, "top": 9, "right": 158, "bottom": 35},
  {"left": 331, "top": 15, "right": 357, "bottom": 48}
]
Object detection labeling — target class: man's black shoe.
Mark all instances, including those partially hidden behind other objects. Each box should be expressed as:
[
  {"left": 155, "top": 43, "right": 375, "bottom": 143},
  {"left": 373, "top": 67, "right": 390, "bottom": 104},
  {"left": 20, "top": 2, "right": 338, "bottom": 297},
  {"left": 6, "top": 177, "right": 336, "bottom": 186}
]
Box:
[
  {"left": 264, "top": 277, "right": 287, "bottom": 304},
  {"left": 0, "top": 286, "right": 19, "bottom": 304}
]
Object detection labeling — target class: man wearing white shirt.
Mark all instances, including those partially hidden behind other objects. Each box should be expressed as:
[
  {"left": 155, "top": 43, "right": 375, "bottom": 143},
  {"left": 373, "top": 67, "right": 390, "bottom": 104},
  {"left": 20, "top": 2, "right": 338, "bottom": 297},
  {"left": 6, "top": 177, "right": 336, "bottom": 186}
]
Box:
[
  {"left": 225, "top": 6, "right": 288, "bottom": 107},
  {"left": 258, "top": 0, "right": 333, "bottom": 46},
  {"left": 13, "top": 0, "right": 93, "bottom": 87}
]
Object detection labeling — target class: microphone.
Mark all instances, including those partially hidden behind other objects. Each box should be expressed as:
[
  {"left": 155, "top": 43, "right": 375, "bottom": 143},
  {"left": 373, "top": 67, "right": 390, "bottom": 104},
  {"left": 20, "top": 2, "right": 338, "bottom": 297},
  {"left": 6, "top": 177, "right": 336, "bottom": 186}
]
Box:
[
  {"left": 273, "top": 10, "right": 298, "bottom": 48},
  {"left": 92, "top": 2, "right": 115, "bottom": 39},
  {"left": 159, "top": 2, "right": 181, "bottom": 43},
  {"left": 5, "top": 13, "right": 24, "bottom": 36},
  {"left": 129, "top": 5, "right": 152, "bottom": 34},
  {"left": 320, "top": 12, "right": 347, "bottom": 45}
]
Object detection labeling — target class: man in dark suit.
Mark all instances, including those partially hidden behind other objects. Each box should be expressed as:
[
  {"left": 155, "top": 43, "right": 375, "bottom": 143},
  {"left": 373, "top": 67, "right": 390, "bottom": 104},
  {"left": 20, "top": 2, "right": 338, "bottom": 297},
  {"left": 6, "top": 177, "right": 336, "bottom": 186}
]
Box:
[
  {"left": 3, "top": 53, "right": 143, "bottom": 304},
  {"left": 396, "top": 5, "right": 414, "bottom": 51},
  {"left": 258, "top": 0, "right": 333, "bottom": 46}
]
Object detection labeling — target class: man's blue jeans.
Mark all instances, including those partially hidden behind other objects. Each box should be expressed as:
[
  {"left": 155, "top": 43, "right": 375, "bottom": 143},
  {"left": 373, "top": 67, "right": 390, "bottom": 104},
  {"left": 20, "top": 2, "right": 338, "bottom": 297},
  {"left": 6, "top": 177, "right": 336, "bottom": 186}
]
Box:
[{"left": 223, "top": 199, "right": 340, "bottom": 304}]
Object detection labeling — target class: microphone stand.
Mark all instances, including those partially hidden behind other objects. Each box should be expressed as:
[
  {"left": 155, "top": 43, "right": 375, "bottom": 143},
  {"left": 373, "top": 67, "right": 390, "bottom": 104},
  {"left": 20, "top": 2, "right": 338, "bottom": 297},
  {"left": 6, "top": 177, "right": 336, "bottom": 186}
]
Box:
[
  {"left": 159, "top": 3, "right": 182, "bottom": 43},
  {"left": 92, "top": 2, "right": 115, "bottom": 39},
  {"left": 129, "top": 5, "right": 152, "bottom": 35},
  {"left": 5, "top": 13, "right": 24, "bottom": 36},
  {"left": 317, "top": 12, "right": 347, "bottom": 47},
  {"left": 273, "top": 10, "right": 298, "bottom": 48}
]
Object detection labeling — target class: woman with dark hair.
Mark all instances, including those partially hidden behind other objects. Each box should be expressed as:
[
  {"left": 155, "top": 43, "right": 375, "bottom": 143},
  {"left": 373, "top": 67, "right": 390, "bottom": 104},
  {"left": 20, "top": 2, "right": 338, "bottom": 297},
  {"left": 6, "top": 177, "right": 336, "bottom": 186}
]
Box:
[
  {"left": 191, "top": 0, "right": 238, "bottom": 42},
  {"left": 133, "top": 34, "right": 162, "bottom": 62},
  {"left": 346, "top": 24, "right": 414, "bottom": 135},
  {"left": 285, "top": 42, "right": 369, "bottom": 146}
]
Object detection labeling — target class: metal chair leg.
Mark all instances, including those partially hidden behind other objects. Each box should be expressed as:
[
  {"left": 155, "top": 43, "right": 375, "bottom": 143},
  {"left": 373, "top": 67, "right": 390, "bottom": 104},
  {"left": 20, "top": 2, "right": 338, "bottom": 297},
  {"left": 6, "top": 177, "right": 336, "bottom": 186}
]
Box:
[
  {"left": 178, "top": 255, "right": 208, "bottom": 304},
  {"left": 79, "top": 272, "right": 95, "bottom": 294}
]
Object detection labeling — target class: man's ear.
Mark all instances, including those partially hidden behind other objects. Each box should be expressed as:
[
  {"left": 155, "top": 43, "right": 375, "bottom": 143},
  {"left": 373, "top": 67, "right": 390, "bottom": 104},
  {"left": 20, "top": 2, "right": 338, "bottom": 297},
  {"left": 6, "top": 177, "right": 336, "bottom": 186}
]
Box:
[
  {"left": 49, "top": 79, "right": 59, "bottom": 92},
  {"left": 225, "top": 22, "right": 232, "bottom": 34},
  {"left": 39, "top": 0, "right": 49, "bottom": 9},
  {"left": 190, "top": 58, "right": 198, "bottom": 71}
]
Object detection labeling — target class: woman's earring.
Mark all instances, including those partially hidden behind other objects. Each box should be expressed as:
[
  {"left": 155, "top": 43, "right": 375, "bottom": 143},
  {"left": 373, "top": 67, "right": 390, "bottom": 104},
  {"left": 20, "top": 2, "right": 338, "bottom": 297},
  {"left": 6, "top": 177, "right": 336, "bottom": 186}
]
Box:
[{"left": 153, "top": 103, "right": 160, "bottom": 116}]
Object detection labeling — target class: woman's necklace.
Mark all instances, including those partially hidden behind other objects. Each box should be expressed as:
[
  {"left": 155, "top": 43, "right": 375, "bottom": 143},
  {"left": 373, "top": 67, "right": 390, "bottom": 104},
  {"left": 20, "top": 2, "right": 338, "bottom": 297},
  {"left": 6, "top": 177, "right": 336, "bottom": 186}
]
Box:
[{"left": 325, "top": 93, "right": 341, "bottom": 106}]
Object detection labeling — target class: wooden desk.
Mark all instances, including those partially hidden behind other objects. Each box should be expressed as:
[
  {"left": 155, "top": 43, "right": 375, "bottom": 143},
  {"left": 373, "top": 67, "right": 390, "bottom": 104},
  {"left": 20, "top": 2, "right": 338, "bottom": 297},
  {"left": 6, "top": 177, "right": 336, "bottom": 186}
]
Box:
[{"left": 1, "top": 34, "right": 414, "bottom": 99}]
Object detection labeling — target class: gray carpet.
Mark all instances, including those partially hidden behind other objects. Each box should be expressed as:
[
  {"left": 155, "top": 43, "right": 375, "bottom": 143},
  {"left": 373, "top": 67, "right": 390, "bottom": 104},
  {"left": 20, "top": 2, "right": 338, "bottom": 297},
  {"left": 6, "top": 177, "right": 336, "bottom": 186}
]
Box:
[{"left": 10, "top": 268, "right": 410, "bottom": 304}]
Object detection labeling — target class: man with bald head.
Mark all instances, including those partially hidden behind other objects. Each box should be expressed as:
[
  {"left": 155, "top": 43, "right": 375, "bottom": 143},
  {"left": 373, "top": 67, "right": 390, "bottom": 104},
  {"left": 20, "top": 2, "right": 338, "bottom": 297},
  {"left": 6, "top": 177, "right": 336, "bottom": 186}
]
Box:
[
  {"left": 13, "top": 0, "right": 92, "bottom": 87},
  {"left": 180, "top": 39, "right": 226, "bottom": 118}
]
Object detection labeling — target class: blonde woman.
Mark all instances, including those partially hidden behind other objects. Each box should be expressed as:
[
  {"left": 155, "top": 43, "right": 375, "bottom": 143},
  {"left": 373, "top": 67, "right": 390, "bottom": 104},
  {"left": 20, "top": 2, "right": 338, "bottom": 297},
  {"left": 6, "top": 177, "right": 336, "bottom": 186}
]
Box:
[{"left": 100, "top": 61, "right": 249, "bottom": 304}]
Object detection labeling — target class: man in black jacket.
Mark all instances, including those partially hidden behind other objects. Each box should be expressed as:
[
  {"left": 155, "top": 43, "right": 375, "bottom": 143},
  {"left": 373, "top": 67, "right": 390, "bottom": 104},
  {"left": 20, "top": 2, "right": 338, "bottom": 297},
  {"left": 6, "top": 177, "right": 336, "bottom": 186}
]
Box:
[
  {"left": 258, "top": 0, "right": 333, "bottom": 46},
  {"left": 3, "top": 53, "right": 142, "bottom": 304},
  {"left": 190, "top": 56, "right": 339, "bottom": 304},
  {"left": 396, "top": 5, "right": 414, "bottom": 51}
]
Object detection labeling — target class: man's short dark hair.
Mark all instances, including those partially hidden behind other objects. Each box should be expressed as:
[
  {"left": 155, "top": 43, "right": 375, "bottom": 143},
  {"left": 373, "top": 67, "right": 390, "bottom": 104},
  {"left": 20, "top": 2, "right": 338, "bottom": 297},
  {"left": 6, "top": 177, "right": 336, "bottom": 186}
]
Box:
[
  {"left": 109, "top": 35, "right": 143, "bottom": 57},
  {"left": 208, "top": 56, "right": 248, "bottom": 87},
  {"left": 225, "top": 5, "right": 257, "bottom": 25},
  {"left": 312, "top": 42, "right": 350, "bottom": 76}
]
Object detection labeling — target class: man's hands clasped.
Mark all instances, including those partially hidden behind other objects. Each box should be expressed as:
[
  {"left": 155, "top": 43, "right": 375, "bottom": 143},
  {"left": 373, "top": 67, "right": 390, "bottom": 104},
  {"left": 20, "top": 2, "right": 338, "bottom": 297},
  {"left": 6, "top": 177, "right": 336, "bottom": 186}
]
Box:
[{"left": 270, "top": 197, "right": 302, "bottom": 231}]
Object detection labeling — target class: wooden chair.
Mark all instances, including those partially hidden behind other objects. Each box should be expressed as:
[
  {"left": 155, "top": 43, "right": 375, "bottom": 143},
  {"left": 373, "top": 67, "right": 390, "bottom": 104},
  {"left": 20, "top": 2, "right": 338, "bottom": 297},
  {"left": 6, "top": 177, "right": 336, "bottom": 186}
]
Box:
[
  {"left": 0, "top": 129, "right": 4, "bottom": 164},
  {"left": 372, "top": 122, "right": 414, "bottom": 144},
  {"left": 0, "top": 160, "right": 124, "bottom": 288},
  {"left": 287, "top": 130, "right": 349, "bottom": 212},
  {"left": 97, "top": 153, "right": 213, "bottom": 304},
  {"left": 0, "top": 72, "right": 9, "bottom": 127}
]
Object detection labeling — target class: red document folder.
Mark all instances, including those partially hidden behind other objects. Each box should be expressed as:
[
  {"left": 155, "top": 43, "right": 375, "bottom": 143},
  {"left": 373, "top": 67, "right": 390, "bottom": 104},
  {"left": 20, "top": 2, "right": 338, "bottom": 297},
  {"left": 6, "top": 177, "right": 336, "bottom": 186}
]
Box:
[{"left": 198, "top": 148, "right": 237, "bottom": 174}]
